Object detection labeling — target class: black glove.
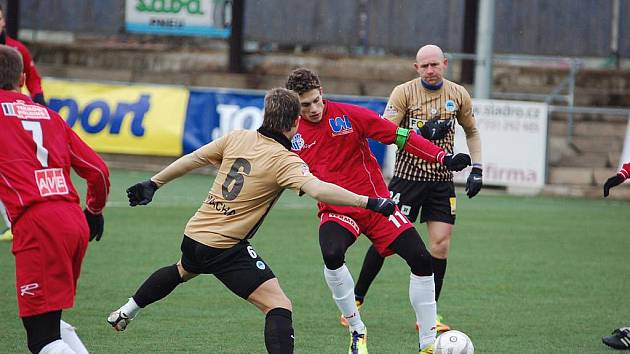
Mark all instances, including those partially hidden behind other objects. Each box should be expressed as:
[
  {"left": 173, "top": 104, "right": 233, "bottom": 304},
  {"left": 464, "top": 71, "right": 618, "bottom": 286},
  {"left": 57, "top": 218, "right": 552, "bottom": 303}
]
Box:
[
  {"left": 603, "top": 175, "right": 624, "bottom": 197},
  {"left": 466, "top": 167, "right": 483, "bottom": 198},
  {"left": 127, "top": 180, "right": 159, "bottom": 206},
  {"left": 420, "top": 117, "right": 453, "bottom": 140},
  {"left": 366, "top": 197, "right": 396, "bottom": 216},
  {"left": 443, "top": 153, "right": 471, "bottom": 172},
  {"left": 32, "top": 93, "right": 46, "bottom": 106},
  {"left": 84, "top": 209, "right": 104, "bottom": 241}
]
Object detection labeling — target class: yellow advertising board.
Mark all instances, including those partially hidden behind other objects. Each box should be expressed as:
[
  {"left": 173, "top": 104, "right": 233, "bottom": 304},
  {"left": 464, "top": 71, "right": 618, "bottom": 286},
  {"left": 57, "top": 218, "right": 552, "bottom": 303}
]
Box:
[{"left": 43, "top": 79, "right": 188, "bottom": 156}]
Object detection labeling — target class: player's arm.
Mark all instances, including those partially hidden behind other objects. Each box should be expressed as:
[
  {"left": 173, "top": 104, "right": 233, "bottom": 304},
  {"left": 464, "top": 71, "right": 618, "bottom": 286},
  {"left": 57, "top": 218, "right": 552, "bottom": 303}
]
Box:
[
  {"left": 355, "top": 105, "right": 471, "bottom": 171},
  {"left": 127, "top": 137, "right": 227, "bottom": 206},
  {"left": 603, "top": 162, "right": 630, "bottom": 197},
  {"left": 300, "top": 179, "right": 395, "bottom": 216},
  {"left": 457, "top": 88, "right": 483, "bottom": 198},
  {"left": 66, "top": 121, "right": 110, "bottom": 241},
  {"left": 16, "top": 42, "right": 45, "bottom": 104}
]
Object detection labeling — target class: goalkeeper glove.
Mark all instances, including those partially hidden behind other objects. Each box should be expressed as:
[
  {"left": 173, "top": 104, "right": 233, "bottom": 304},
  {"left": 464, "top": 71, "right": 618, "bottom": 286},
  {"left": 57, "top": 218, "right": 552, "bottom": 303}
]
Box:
[
  {"left": 366, "top": 197, "right": 396, "bottom": 216},
  {"left": 603, "top": 174, "right": 625, "bottom": 197},
  {"left": 84, "top": 209, "right": 104, "bottom": 241},
  {"left": 127, "top": 180, "right": 159, "bottom": 206},
  {"left": 466, "top": 167, "right": 483, "bottom": 198},
  {"left": 420, "top": 117, "right": 453, "bottom": 140},
  {"left": 442, "top": 153, "right": 471, "bottom": 171}
]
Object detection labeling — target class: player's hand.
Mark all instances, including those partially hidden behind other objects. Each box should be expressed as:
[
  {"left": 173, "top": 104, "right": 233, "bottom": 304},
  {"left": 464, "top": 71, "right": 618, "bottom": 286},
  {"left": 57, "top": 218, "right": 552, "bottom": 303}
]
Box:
[
  {"left": 127, "top": 180, "right": 159, "bottom": 206},
  {"left": 366, "top": 197, "right": 396, "bottom": 216},
  {"left": 420, "top": 117, "right": 453, "bottom": 140},
  {"left": 603, "top": 175, "right": 625, "bottom": 197},
  {"left": 442, "top": 153, "right": 471, "bottom": 172},
  {"left": 84, "top": 209, "right": 104, "bottom": 241},
  {"left": 466, "top": 167, "right": 483, "bottom": 198}
]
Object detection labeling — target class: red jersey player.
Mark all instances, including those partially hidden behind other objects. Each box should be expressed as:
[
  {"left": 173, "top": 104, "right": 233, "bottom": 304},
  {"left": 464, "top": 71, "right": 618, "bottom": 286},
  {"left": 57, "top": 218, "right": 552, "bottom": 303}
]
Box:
[
  {"left": 603, "top": 162, "right": 630, "bottom": 197},
  {"left": 0, "top": 45, "right": 109, "bottom": 354},
  {"left": 286, "top": 68, "right": 470, "bottom": 354},
  {"left": 0, "top": 5, "right": 45, "bottom": 105}
]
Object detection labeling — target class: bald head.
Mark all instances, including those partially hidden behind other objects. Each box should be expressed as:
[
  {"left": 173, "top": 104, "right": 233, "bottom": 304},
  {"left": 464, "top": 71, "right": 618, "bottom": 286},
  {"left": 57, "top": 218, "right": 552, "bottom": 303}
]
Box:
[
  {"left": 413, "top": 44, "right": 448, "bottom": 86},
  {"left": 0, "top": 45, "right": 23, "bottom": 91},
  {"left": 416, "top": 45, "right": 445, "bottom": 63}
]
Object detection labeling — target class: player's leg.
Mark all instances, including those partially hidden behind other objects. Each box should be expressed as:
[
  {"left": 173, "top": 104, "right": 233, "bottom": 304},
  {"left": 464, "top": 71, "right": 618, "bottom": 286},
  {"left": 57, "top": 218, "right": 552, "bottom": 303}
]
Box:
[
  {"left": 22, "top": 310, "right": 77, "bottom": 354},
  {"left": 15, "top": 204, "right": 89, "bottom": 353},
  {"left": 213, "top": 242, "right": 290, "bottom": 353},
  {"left": 388, "top": 228, "right": 437, "bottom": 352},
  {"left": 351, "top": 176, "right": 423, "bottom": 308},
  {"left": 247, "top": 279, "right": 294, "bottom": 354},
  {"left": 339, "top": 244, "right": 382, "bottom": 327},
  {"left": 108, "top": 235, "right": 200, "bottom": 331},
  {"left": 421, "top": 181, "right": 456, "bottom": 333},
  {"left": 59, "top": 320, "right": 88, "bottom": 354},
  {"left": 319, "top": 221, "right": 366, "bottom": 331}
]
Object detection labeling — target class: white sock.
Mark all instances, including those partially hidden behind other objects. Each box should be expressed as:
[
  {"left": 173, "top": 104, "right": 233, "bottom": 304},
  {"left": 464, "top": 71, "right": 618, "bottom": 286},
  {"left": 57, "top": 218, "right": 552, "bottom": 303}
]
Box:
[
  {"left": 324, "top": 264, "right": 365, "bottom": 334},
  {"left": 120, "top": 297, "right": 140, "bottom": 318},
  {"left": 409, "top": 273, "right": 437, "bottom": 349},
  {"left": 60, "top": 320, "right": 88, "bottom": 354},
  {"left": 39, "top": 339, "right": 77, "bottom": 354}
]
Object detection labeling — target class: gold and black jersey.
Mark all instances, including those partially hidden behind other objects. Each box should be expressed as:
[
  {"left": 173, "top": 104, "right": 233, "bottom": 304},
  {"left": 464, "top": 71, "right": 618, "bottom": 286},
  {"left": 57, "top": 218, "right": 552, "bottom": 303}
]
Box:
[
  {"left": 152, "top": 130, "right": 317, "bottom": 248},
  {"left": 383, "top": 78, "right": 481, "bottom": 182}
]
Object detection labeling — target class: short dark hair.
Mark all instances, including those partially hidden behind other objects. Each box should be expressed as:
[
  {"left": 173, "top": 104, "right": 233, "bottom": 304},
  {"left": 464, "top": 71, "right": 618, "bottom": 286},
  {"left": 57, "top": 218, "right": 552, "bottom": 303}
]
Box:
[
  {"left": 262, "top": 88, "right": 300, "bottom": 132},
  {"left": 285, "top": 68, "right": 321, "bottom": 95},
  {"left": 0, "top": 45, "right": 23, "bottom": 90}
]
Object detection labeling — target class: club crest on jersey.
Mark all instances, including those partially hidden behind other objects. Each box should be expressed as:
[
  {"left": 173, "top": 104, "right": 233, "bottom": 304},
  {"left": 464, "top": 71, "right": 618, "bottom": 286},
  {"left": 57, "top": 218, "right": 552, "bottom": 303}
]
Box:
[
  {"left": 329, "top": 115, "right": 353, "bottom": 136},
  {"left": 2, "top": 100, "right": 50, "bottom": 120},
  {"left": 34, "top": 168, "right": 69, "bottom": 197},
  {"left": 445, "top": 100, "right": 457, "bottom": 112},
  {"left": 291, "top": 133, "right": 305, "bottom": 151}
]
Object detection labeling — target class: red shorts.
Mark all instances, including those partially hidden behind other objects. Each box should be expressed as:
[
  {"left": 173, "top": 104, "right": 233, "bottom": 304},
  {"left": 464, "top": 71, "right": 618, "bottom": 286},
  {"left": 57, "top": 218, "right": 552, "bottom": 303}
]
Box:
[
  {"left": 12, "top": 202, "right": 89, "bottom": 317},
  {"left": 319, "top": 206, "right": 414, "bottom": 257}
]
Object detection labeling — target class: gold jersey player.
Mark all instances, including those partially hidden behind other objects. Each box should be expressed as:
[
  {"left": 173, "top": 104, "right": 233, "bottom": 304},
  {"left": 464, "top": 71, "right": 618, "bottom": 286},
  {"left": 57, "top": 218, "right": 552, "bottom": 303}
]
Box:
[
  {"left": 349, "top": 44, "right": 483, "bottom": 333},
  {"left": 107, "top": 88, "right": 397, "bottom": 354}
]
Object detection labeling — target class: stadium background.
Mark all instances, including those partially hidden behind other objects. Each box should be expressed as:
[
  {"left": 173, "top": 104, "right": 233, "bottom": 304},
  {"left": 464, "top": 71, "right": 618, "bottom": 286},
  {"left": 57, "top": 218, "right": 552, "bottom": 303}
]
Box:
[{"left": 1, "top": 0, "right": 630, "bottom": 353}]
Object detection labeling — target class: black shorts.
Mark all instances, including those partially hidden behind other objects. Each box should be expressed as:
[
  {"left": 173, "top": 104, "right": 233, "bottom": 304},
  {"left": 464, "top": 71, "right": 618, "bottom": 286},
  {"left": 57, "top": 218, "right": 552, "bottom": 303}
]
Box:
[
  {"left": 180, "top": 236, "right": 276, "bottom": 299},
  {"left": 388, "top": 177, "right": 456, "bottom": 225}
]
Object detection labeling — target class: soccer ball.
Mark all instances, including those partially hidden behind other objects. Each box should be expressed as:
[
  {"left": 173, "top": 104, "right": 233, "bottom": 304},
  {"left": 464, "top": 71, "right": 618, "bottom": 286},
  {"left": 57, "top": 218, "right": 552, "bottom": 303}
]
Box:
[{"left": 434, "top": 330, "right": 474, "bottom": 354}]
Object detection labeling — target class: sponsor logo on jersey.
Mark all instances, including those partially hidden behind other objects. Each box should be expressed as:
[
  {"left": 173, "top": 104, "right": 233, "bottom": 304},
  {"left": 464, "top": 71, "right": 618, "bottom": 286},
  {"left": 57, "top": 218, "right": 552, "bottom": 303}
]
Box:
[
  {"left": 328, "top": 115, "right": 353, "bottom": 136},
  {"left": 2, "top": 100, "right": 50, "bottom": 120},
  {"left": 325, "top": 213, "right": 360, "bottom": 234},
  {"left": 445, "top": 100, "right": 457, "bottom": 112},
  {"left": 20, "top": 283, "right": 39, "bottom": 296},
  {"left": 34, "top": 168, "right": 69, "bottom": 197}
]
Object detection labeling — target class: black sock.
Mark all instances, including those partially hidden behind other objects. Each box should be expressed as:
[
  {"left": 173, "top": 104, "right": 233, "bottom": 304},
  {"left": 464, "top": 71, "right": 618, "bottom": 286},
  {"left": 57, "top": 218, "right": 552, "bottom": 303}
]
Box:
[
  {"left": 431, "top": 256, "right": 447, "bottom": 302},
  {"left": 354, "top": 245, "right": 385, "bottom": 300},
  {"left": 132, "top": 264, "right": 184, "bottom": 308},
  {"left": 22, "top": 310, "right": 62, "bottom": 354},
  {"left": 264, "top": 308, "right": 294, "bottom": 354}
]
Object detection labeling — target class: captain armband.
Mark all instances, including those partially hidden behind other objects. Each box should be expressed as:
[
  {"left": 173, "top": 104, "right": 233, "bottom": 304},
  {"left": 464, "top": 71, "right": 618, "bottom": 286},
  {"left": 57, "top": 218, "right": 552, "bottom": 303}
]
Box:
[{"left": 395, "top": 127, "right": 411, "bottom": 150}]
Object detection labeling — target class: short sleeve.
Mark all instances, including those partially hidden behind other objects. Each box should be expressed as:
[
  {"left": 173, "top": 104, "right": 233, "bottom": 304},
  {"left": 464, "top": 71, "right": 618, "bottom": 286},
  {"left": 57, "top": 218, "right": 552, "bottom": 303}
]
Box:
[{"left": 275, "top": 152, "right": 317, "bottom": 192}]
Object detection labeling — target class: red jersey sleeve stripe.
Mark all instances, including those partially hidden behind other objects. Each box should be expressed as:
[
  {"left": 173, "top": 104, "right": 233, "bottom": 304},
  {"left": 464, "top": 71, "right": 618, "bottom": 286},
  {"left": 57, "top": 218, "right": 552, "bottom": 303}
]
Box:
[{"left": 0, "top": 172, "right": 24, "bottom": 207}]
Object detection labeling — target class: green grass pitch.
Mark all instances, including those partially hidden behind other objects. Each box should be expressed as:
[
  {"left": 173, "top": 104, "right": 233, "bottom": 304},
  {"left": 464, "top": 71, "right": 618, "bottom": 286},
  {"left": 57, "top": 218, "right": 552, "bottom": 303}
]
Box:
[{"left": 1, "top": 169, "right": 629, "bottom": 353}]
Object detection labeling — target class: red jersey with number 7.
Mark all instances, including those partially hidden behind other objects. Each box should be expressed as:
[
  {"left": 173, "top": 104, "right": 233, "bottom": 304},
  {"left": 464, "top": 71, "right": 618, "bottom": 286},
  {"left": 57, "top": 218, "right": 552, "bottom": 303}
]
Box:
[{"left": 0, "top": 90, "right": 109, "bottom": 224}]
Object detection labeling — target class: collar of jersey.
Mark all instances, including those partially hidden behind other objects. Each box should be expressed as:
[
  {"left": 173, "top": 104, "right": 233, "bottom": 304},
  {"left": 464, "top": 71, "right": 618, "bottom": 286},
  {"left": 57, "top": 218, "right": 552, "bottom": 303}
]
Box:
[
  {"left": 257, "top": 126, "right": 292, "bottom": 150},
  {"left": 420, "top": 79, "right": 443, "bottom": 91}
]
